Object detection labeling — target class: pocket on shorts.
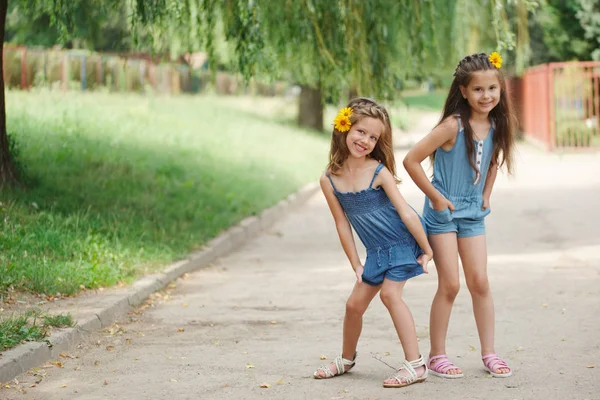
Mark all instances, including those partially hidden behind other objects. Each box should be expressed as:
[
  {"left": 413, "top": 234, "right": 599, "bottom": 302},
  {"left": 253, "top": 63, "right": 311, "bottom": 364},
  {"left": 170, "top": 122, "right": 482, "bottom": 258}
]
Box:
[
  {"left": 477, "top": 199, "right": 491, "bottom": 218},
  {"left": 428, "top": 200, "right": 453, "bottom": 223}
]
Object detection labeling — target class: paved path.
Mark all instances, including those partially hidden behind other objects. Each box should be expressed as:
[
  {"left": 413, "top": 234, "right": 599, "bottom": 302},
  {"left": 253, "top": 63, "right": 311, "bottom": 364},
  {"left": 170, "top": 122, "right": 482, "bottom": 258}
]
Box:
[{"left": 3, "top": 117, "right": 600, "bottom": 400}]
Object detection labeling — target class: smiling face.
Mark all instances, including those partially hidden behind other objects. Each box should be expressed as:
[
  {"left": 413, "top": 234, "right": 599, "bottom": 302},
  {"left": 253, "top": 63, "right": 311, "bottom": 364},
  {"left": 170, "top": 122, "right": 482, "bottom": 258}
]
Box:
[
  {"left": 344, "top": 117, "right": 384, "bottom": 158},
  {"left": 460, "top": 70, "right": 501, "bottom": 116}
]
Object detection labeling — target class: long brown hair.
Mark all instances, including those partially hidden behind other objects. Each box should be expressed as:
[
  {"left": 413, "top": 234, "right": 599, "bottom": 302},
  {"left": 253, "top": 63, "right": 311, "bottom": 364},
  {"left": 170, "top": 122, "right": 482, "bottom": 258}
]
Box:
[
  {"left": 433, "top": 52, "right": 517, "bottom": 175},
  {"left": 327, "top": 97, "right": 399, "bottom": 182}
]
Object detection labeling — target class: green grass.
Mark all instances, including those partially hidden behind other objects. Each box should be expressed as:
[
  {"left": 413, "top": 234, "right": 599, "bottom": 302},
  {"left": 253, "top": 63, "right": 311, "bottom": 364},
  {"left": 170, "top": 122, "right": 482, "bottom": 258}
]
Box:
[
  {"left": 1, "top": 90, "right": 329, "bottom": 295},
  {"left": 43, "top": 313, "right": 74, "bottom": 328},
  {"left": 400, "top": 90, "right": 447, "bottom": 112},
  {"left": 0, "top": 311, "right": 73, "bottom": 351}
]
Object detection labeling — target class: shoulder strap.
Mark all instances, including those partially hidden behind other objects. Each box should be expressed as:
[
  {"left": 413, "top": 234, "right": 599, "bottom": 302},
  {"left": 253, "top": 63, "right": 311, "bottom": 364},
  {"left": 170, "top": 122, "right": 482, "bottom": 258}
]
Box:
[
  {"left": 325, "top": 172, "right": 338, "bottom": 192},
  {"left": 455, "top": 115, "right": 463, "bottom": 132},
  {"left": 369, "top": 164, "right": 385, "bottom": 188}
]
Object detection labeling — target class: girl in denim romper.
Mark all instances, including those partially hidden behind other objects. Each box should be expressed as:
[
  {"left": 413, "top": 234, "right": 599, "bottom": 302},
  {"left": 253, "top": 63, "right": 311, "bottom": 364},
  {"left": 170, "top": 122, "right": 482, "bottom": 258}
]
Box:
[
  {"left": 404, "top": 53, "right": 516, "bottom": 378},
  {"left": 313, "top": 98, "right": 433, "bottom": 388}
]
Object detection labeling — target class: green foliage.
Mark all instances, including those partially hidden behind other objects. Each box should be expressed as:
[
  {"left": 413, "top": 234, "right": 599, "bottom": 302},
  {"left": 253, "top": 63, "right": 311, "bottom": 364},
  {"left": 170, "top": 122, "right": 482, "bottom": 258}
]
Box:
[
  {"left": 218, "top": 0, "right": 529, "bottom": 102},
  {"left": 576, "top": 0, "right": 600, "bottom": 60},
  {"left": 1, "top": 90, "right": 329, "bottom": 294},
  {"left": 529, "top": 0, "right": 597, "bottom": 64}
]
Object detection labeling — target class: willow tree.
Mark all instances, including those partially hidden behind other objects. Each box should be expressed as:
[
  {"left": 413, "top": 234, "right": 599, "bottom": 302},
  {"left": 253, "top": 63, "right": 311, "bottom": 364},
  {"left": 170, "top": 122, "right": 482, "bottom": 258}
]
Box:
[{"left": 0, "top": 0, "right": 535, "bottom": 188}]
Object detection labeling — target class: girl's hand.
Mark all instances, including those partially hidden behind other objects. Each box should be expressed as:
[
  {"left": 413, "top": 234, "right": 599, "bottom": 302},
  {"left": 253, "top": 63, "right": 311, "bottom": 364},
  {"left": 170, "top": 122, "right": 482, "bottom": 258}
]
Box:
[
  {"left": 432, "top": 197, "right": 455, "bottom": 212},
  {"left": 353, "top": 264, "right": 364, "bottom": 283},
  {"left": 482, "top": 196, "right": 490, "bottom": 210},
  {"left": 416, "top": 254, "right": 431, "bottom": 274}
]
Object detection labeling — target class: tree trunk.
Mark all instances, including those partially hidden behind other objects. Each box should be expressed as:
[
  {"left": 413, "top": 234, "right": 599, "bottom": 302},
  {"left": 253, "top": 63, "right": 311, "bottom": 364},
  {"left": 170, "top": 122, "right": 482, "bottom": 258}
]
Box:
[
  {"left": 297, "top": 85, "right": 323, "bottom": 132},
  {"left": 0, "top": 0, "right": 18, "bottom": 188}
]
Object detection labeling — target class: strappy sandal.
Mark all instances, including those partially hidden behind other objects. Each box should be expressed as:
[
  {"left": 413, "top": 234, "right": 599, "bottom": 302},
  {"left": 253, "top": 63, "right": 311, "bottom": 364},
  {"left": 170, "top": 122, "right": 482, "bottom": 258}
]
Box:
[
  {"left": 428, "top": 354, "right": 464, "bottom": 379},
  {"left": 482, "top": 353, "right": 512, "bottom": 377},
  {"left": 382, "top": 354, "right": 428, "bottom": 388},
  {"left": 313, "top": 352, "right": 357, "bottom": 379}
]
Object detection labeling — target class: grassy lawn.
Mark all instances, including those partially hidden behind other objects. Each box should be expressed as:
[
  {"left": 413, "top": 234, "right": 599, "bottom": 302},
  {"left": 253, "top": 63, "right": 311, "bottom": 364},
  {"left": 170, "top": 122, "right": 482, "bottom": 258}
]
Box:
[
  {"left": 400, "top": 90, "right": 447, "bottom": 112},
  {"left": 1, "top": 90, "right": 329, "bottom": 295}
]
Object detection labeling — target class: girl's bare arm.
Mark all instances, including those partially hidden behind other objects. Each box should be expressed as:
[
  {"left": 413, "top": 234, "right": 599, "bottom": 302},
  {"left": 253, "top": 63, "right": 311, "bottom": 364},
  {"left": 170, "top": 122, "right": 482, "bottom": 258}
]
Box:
[
  {"left": 482, "top": 162, "right": 498, "bottom": 207},
  {"left": 320, "top": 174, "right": 362, "bottom": 270},
  {"left": 403, "top": 117, "right": 458, "bottom": 209},
  {"left": 377, "top": 167, "right": 433, "bottom": 257}
]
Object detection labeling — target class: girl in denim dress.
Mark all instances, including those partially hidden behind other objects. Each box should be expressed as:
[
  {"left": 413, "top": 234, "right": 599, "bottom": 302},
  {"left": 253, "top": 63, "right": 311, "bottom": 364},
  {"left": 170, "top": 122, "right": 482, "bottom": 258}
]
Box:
[
  {"left": 313, "top": 97, "right": 433, "bottom": 388},
  {"left": 404, "top": 52, "right": 516, "bottom": 378}
]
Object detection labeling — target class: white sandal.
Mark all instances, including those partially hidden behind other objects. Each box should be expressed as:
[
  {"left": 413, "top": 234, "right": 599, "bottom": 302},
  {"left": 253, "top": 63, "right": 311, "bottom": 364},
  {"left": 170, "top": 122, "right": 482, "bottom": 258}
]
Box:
[
  {"left": 383, "top": 354, "right": 428, "bottom": 388},
  {"left": 313, "top": 352, "right": 357, "bottom": 379}
]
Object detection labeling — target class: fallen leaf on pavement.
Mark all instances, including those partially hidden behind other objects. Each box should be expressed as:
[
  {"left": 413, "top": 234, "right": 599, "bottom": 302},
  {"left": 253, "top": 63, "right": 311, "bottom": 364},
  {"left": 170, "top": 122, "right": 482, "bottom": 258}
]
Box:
[
  {"left": 320, "top": 355, "right": 327, "bottom": 360},
  {"left": 61, "top": 384, "right": 67, "bottom": 388},
  {"left": 269, "top": 321, "right": 278, "bottom": 325},
  {"left": 276, "top": 377, "right": 285, "bottom": 385},
  {"left": 94, "top": 361, "right": 101, "bottom": 366},
  {"left": 541, "top": 303, "right": 548, "bottom": 308},
  {"left": 182, "top": 303, "right": 189, "bottom": 308},
  {"left": 246, "top": 363, "right": 255, "bottom": 369},
  {"left": 54, "top": 361, "right": 64, "bottom": 368},
  {"left": 104, "top": 380, "right": 109, "bottom": 386},
  {"left": 106, "top": 346, "right": 115, "bottom": 351},
  {"left": 469, "top": 345, "right": 477, "bottom": 351},
  {"left": 587, "top": 365, "right": 595, "bottom": 368},
  {"left": 177, "top": 328, "right": 185, "bottom": 332},
  {"left": 259, "top": 383, "right": 271, "bottom": 388},
  {"left": 170, "top": 379, "right": 178, "bottom": 383}
]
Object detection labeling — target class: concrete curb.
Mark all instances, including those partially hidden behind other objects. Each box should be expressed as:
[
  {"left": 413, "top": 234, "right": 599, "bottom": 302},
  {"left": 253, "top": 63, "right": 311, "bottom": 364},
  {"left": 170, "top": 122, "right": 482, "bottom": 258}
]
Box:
[{"left": 0, "top": 182, "right": 320, "bottom": 384}]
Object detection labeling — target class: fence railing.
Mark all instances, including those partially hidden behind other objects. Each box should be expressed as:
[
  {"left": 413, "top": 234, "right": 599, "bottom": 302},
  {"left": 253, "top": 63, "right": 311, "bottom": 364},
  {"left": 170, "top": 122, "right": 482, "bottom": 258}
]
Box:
[
  {"left": 514, "top": 61, "right": 600, "bottom": 150},
  {"left": 2, "top": 45, "right": 213, "bottom": 95}
]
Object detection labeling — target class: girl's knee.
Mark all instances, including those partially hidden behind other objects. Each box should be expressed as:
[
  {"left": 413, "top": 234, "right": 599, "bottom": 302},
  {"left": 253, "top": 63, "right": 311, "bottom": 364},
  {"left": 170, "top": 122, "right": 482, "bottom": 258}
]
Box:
[
  {"left": 466, "top": 276, "right": 490, "bottom": 297},
  {"left": 379, "top": 288, "right": 402, "bottom": 308},
  {"left": 346, "top": 298, "right": 368, "bottom": 317},
  {"left": 439, "top": 280, "right": 460, "bottom": 301}
]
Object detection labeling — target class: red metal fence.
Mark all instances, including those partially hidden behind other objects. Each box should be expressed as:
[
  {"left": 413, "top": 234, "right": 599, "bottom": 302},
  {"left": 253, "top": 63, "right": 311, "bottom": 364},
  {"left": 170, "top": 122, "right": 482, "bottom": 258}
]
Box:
[{"left": 515, "top": 61, "right": 600, "bottom": 150}]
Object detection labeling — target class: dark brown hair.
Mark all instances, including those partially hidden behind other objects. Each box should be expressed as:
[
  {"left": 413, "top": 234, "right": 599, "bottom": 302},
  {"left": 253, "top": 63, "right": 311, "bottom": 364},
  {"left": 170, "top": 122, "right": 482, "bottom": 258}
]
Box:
[{"left": 434, "top": 52, "right": 516, "bottom": 175}]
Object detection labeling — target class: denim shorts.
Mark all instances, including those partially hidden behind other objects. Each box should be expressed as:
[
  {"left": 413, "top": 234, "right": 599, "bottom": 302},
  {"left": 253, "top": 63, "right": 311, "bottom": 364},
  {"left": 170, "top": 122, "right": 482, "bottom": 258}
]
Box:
[
  {"left": 422, "top": 196, "right": 490, "bottom": 238},
  {"left": 362, "top": 240, "right": 425, "bottom": 286}
]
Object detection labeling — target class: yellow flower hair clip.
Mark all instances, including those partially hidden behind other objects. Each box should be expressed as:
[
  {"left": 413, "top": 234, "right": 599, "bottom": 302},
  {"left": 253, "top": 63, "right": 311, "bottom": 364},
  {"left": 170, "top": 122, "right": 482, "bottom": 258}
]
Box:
[
  {"left": 334, "top": 107, "right": 353, "bottom": 132},
  {"left": 489, "top": 52, "right": 502, "bottom": 69}
]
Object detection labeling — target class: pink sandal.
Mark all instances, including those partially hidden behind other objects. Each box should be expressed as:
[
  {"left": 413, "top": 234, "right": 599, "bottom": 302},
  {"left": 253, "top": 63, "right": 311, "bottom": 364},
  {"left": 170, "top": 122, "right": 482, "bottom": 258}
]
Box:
[
  {"left": 428, "top": 355, "right": 464, "bottom": 379},
  {"left": 482, "top": 354, "right": 512, "bottom": 377}
]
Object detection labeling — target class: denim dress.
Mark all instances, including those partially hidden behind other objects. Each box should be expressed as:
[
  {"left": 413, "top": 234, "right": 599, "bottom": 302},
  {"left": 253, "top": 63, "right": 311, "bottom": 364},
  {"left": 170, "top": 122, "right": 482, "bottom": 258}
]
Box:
[
  {"left": 327, "top": 163, "right": 426, "bottom": 286},
  {"left": 422, "top": 117, "right": 494, "bottom": 237}
]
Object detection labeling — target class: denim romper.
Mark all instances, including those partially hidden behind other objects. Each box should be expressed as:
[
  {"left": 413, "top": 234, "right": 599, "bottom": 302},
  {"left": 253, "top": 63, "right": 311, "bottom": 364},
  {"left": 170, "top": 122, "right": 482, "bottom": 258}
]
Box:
[
  {"left": 327, "top": 164, "right": 426, "bottom": 286},
  {"left": 422, "top": 117, "right": 494, "bottom": 238}
]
